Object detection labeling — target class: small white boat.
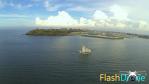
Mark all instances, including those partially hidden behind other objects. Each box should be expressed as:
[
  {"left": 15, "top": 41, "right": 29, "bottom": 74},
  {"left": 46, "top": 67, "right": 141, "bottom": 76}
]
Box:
[{"left": 80, "top": 46, "right": 91, "bottom": 54}]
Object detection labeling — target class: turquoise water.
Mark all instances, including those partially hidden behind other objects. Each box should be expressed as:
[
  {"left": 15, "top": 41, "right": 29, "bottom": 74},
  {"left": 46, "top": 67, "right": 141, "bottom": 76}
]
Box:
[{"left": 0, "top": 29, "right": 148, "bottom": 84}]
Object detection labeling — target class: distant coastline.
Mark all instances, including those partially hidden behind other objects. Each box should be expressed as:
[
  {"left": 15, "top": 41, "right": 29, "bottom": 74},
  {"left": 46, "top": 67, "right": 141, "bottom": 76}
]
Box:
[{"left": 26, "top": 28, "right": 149, "bottom": 39}]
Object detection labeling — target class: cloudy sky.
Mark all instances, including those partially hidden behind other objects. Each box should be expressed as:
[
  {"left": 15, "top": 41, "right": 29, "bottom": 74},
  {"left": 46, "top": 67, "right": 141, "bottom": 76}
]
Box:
[{"left": 0, "top": 0, "right": 149, "bottom": 32}]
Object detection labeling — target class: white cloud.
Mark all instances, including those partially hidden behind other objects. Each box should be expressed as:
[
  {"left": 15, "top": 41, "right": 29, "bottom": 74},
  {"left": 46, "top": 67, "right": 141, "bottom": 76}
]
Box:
[
  {"left": 93, "top": 10, "right": 108, "bottom": 20},
  {"left": 36, "top": 11, "right": 96, "bottom": 27},
  {"left": 114, "top": 0, "right": 149, "bottom": 21},
  {"left": 36, "top": 11, "right": 78, "bottom": 27},
  {"left": 67, "top": 6, "right": 93, "bottom": 12},
  {"left": 79, "top": 17, "right": 95, "bottom": 27},
  {"left": 43, "top": 0, "right": 61, "bottom": 11},
  {"left": 110, "top": 4, "right": 129, "bottom": 21},
  {"left": 35, "top": 10, "right": 127, "bottom": 28},
  {"left": 44, "top": 0, "right": 51, "bottom": 11},
  {"left": 35, "top": 4, "right": 149, "bottom": 31},
  {"left": 138, "top": 20, "right": 149, "bottom": 31}
]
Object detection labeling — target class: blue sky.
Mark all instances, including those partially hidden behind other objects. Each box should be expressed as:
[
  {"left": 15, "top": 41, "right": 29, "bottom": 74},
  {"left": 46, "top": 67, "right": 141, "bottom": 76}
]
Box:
[{"left": 0, "top": 0, "right": 149, "bottom": 32}]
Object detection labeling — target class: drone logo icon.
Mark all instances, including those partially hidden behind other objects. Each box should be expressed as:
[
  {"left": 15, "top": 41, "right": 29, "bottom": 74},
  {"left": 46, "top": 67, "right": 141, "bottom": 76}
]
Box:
[{"left": 120, "top": 71, "right": 147, "bottom": 82}]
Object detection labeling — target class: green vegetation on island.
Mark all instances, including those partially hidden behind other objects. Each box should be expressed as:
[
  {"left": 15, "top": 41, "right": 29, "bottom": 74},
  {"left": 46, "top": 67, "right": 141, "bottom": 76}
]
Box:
[
  {"left": 26, "top": 28, "right": 149, "bottom": 40},
  {"left": 26, "top": 28, "right": 87, "bottom": 36}
]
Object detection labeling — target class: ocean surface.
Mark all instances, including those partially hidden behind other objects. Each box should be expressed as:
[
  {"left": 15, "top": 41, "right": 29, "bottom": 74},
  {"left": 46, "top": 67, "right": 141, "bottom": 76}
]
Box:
[{"left": 0, "top": 29, "right": 148, "bottom": 84}]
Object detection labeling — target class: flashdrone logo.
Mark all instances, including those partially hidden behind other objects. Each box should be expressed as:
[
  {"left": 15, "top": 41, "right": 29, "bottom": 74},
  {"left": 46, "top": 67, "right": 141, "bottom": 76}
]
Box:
[{"left": 99, "top": 71, "right": 147, "bottom": 82}]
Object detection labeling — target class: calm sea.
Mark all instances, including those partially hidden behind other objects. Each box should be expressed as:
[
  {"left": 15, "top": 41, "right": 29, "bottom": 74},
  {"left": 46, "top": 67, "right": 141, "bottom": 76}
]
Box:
[{"left": 0, "top": 29, "right": 148, "bottom": 84}]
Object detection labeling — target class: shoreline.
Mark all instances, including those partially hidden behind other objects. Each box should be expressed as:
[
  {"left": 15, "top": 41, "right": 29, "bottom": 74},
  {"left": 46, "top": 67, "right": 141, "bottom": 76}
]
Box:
[{"left": 26, "top": 28, "right": 149, "bottom": 40}]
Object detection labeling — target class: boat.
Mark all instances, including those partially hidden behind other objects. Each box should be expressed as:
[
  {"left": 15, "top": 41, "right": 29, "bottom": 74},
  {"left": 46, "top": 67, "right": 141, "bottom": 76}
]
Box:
[{"left": 80, "top": 46, "right": 91, "bottom": 54}]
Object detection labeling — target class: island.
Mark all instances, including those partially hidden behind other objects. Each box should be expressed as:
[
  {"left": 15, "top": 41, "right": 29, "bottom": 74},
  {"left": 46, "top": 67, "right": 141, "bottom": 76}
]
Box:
[
  {"left": 26, "top": 28, "right": 87, "bottom": 36},
  {"left": 26, "top": 28, "right": 149, "bottom": 39}
]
